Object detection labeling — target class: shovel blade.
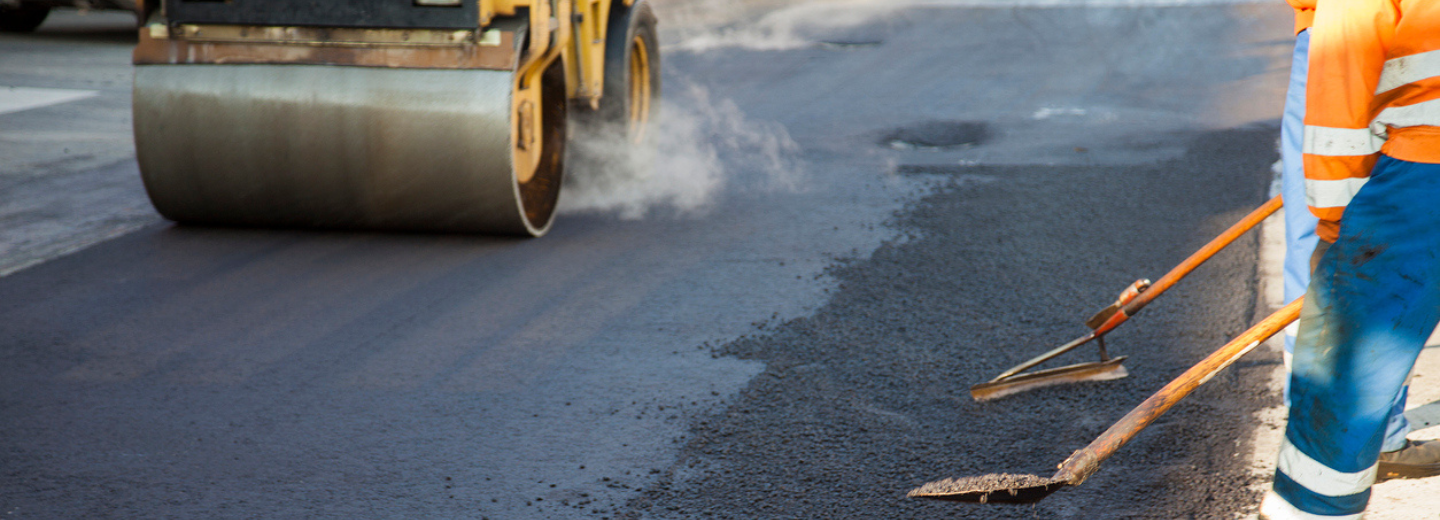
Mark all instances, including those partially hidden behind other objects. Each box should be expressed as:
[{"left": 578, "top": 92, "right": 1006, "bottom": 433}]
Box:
[
  {"left": 908, "top": 474, "right": 1068, "bottom": 504},
  {"left": 971, "top": 357, "right": 1128, "bottom": 402}
]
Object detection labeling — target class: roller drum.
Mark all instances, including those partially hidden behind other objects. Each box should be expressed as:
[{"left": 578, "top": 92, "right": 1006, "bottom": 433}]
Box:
[{"left": 133, "top": 64, "right": 559, "bottom": 236}]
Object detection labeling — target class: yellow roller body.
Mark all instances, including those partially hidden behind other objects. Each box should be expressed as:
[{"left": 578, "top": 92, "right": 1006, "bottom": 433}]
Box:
[{"left": 133, "top": 64, "right": 561, "bottom": 236}]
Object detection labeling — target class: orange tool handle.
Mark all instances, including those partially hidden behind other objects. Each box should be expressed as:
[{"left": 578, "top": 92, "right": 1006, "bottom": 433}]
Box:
[{"left": 1092, "top": 194, "right": 1283, "bottom": 335}]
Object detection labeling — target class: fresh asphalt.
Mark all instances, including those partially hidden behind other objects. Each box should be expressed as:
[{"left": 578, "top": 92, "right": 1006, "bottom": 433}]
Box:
[{"left": 0, "top": 3, "right": 1292, "bottom": 518}]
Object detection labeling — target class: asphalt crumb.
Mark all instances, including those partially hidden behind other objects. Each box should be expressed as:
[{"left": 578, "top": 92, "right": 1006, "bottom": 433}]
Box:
[{"left": 620, "top": 126, "right": 1282, "bottom": 519}]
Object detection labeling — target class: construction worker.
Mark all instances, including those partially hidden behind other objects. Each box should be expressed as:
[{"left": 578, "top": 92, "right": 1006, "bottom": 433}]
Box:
[
  {"left": 1261, "top": 1, "right": 1440, "bottom": 518},
  {"left": 1277, "top": 0, "right": 1418, "bottom": 478}
]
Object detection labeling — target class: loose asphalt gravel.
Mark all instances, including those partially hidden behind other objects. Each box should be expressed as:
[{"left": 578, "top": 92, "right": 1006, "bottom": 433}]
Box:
[
  {"left": 1, "top": 4, "right": 1297, "bottom": 518},
  {"left": 620, "top": 127, "right": 1282, "bottom": 519}
]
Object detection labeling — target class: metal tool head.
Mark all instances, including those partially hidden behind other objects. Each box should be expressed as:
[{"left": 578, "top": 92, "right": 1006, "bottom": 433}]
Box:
[
  {"left": 970, "top": 357, "right": 1128, "bottom": 401},
  {"left": 907, "top": 473, "right": 1069, "bottom": 504}
]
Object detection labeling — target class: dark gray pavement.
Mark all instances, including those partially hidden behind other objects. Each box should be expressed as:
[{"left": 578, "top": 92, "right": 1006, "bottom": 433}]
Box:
[
  {"left": 0, "top": 2, "right": 1293, "bottom": 518},
  {"left": 628, "top": 127, "right": 1279, "bottom": 519},
  {"left": 0, "top": 10, "right": 157, "bottom": 276}
]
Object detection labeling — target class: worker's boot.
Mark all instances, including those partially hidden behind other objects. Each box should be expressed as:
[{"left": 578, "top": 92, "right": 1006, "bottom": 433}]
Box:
[{"left": 1377, "top": 439, "right": 1440, "bottom": 482}]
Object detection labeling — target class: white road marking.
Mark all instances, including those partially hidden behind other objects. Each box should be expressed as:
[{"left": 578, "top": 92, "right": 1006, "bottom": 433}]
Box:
[
  {"left": 0, "top": 86, "right": 99, "bottom": 116},
  {"left": 1033, "top": 107, "right": 1088, "bottom": 119}
]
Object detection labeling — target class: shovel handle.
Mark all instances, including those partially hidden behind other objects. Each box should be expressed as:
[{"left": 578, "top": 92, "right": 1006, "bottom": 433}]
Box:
[
  {"left": 1102, "top": 195, "right": 1282, "bottom": 330},
  {"left": 1053, "top": 297, "right": 1302, "bottom": 485}
]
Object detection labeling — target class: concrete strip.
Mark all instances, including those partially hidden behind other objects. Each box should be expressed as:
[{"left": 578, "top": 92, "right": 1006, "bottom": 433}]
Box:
[
  {"left": 0, "top": 86, "right": 98, "bottom": 116},
  {"left": 1365, "top": 327, "right": 1440, "bottom": 518},
  {"left": 1244, "top": 168, "right": 1289, "bottom": 510}
]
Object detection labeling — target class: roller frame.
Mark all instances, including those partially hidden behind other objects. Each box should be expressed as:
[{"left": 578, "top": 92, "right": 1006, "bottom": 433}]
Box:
[{"left": 131, "top": 0, "right": 637, "bottom": 236}]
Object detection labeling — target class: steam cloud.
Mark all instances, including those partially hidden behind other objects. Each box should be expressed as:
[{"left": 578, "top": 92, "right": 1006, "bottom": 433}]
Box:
[{"left": 559, "top": 81, "right": 803, "bottom": 220}]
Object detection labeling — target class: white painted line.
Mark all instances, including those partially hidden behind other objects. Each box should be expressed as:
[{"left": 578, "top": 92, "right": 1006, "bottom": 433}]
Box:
[
  {"left": 0, "top": 86, "right": 100, "bottom": 116},
  {"left": 1032, "top": 107, "right": 1088, "bottom": 120}
]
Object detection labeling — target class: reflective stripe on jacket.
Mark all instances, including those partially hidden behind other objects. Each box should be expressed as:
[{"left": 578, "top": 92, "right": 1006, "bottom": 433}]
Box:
[{"left": 1303, "top": 0, "right": 1440, "bottom": 242}]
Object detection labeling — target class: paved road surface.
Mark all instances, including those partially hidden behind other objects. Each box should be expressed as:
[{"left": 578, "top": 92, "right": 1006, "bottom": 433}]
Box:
[{"left": 0, "top": 2, "right": 1292, "bottom": 518}]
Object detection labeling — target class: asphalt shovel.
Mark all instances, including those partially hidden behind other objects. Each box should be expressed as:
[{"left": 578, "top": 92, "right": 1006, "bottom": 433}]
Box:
[
  {"left": 912, "top": 297, "right": 1301, "bottom": 504},
  {"left": 970, "top": 195, "right": 1284, "bottom": 401}
]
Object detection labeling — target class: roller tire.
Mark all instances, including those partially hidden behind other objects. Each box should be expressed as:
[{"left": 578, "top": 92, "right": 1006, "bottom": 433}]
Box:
[
  {"left": 571, "top": 0, "right": 660, "bottom": 171},
  {"left": 1, "top": 4, "right": 49, "bottom": 33}
]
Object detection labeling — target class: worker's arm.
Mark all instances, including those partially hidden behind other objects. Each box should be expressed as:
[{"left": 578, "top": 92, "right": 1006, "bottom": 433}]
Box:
[{"left": 1301, "top": 0, "right": 1396, "bottom": 243}]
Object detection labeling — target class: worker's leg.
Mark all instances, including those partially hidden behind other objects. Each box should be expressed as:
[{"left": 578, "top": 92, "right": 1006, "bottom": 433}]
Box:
[
  {"left": 1278, "top": 29, "right": 1412, "bottom": 453},
  {"left": 1280, "top": 30, "right": 1317, "bottom": 378},
  {"left": 1261, "top": 156, "right": 1440, "bottom": 518}
]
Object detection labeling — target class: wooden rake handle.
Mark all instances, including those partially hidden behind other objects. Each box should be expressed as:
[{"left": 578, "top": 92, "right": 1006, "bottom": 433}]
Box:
[{"left": 1055, "top": 297, "right": 1303, "bottom": 485}]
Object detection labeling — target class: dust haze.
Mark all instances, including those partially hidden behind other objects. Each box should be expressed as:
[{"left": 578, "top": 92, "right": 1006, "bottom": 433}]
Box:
[
  {"left": 655, "top": 0, "right": 1267, "bottom": 52},
  {"left": 561, "top": 0, "right": 1264, "bottom": 219},
  {"left": 559, "top": 81, "right": 802, "bottom": 220}
]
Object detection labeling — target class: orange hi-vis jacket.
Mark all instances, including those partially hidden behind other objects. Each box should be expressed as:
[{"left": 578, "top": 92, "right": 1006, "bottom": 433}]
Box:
[
  {"left": 1288, "top": 0, "right": 1315, "bottom": 34},
  {"left": 1303, "top": 0, "right": 1440, "bottom": 242}
]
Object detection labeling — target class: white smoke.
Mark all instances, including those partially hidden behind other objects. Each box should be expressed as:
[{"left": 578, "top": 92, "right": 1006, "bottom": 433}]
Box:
[
  {"left": 558, "top": 81, "right": 803, "bottom": 219},
  {"left": 659, "top": 0, "right": 900, "bottom": 52},
  {"left": 567, "top": 0, "right": 1269, "bottom": 217}
]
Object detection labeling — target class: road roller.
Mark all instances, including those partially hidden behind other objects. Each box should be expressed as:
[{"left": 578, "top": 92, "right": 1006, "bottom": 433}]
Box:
[{"left": 131, "top": 0, "right": 659, "bottom": 236}]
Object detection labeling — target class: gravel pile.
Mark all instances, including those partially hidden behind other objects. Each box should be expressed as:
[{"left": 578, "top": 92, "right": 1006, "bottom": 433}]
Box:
[{"left": 621, "top": 127, "right": 1281, "bottom": 519}]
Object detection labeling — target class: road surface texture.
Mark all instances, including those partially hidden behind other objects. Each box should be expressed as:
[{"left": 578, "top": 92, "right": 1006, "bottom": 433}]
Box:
[
  {"left": 1, "top": 2, "right": 1301, "bottom": 519},
  {"left": 0, "top": 10, "right": 156, "bottom": 277}
]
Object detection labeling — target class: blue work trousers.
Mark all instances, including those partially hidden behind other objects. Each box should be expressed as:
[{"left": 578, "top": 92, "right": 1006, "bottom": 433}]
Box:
[
  {"left": 1269, "top": 155, "right": 1440, "bottom": 517},
  {"left": 1280, "top": 30, "right": 1409, "bottom": 451}
]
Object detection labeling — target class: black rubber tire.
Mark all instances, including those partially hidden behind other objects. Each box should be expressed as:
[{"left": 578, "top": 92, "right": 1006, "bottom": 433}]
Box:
[
  {"left": 0, "top": 4, "right": 49, "bottom": 33},
  {"left": 598, "top": 0, "right": 659, "bottom": 135},
  {"left": 570, "top": 0, "right": 660, "bottom": 155}
]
